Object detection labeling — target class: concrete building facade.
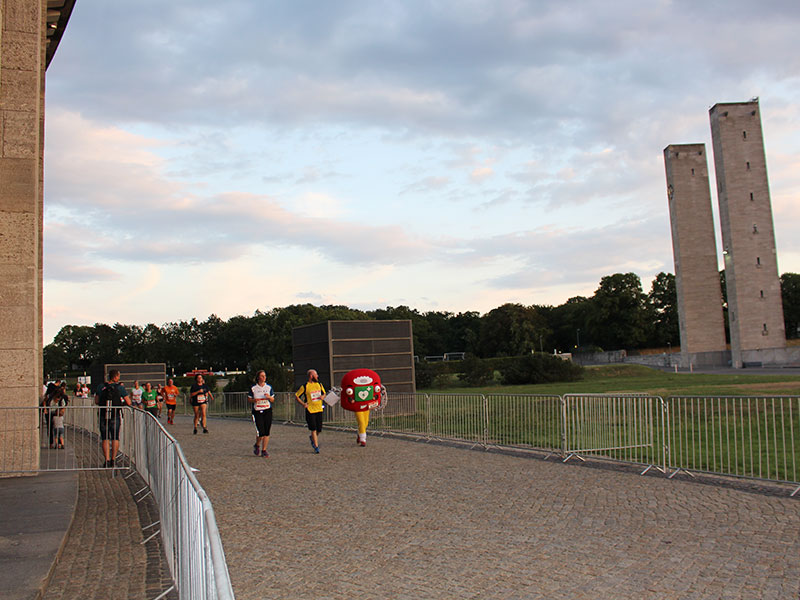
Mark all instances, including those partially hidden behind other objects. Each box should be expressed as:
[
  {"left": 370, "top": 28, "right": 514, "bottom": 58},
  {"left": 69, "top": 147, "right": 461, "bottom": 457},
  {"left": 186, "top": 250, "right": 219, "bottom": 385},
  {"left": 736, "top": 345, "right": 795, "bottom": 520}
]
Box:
[
  {"left": 663, "top": 144, "right": 727, "bottom": 365},
  {"left": 1, "top": 0, "right": 75, "bottom": 473},
  {"left": 710, "top": 100, "right": 786, "bottom": 367}
]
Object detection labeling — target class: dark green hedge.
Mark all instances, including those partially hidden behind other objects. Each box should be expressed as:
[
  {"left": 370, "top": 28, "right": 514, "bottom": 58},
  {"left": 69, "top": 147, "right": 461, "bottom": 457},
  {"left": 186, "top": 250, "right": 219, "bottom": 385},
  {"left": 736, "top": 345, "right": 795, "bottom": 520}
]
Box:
[{"left": 415, "top": 353, "right": 583, "bottom": 388}]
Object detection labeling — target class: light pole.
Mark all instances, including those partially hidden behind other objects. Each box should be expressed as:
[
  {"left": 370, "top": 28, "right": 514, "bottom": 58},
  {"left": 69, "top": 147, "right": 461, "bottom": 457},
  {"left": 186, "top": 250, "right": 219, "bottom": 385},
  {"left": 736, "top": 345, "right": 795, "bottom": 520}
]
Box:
[{"left": 576, "top": 328, "right": 581, "bottom": 350}]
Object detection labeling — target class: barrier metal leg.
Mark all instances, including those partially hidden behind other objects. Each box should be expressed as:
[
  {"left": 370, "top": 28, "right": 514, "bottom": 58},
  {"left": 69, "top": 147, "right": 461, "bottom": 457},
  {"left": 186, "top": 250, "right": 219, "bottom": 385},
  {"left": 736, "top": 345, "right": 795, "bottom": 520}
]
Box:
[
  {"left": 563, "top": 453, "right": 585, "bottom": 463},
  {"left": 668, "top": 467, "right": 695, "bottom": 479},
  {"left": 640, "top": 464, "right": 667, "bottom": 475},
  {"left": 791, "top": 485, "right": 799, "bottom": 497}
]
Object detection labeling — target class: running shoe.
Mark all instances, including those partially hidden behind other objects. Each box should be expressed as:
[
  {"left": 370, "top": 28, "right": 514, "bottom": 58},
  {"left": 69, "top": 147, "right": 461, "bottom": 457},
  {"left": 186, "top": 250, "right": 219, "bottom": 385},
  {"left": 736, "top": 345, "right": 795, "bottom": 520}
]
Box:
[
  {"left": 253, "top": 443, "right": 259, "bottom": 456},
  {"left": 309, "top": 435, "right": 316, "bottom": 451},
  {"left": 203, "top": 428, "right": 208, "bottom": 434},
  {"left": 359, "top": 440, "right": 366, "bottom": 447},
  {"left": 193, "top": 428, "right": 197, "bottom": 435},
  {"left": 261, "top": 450, "right": 269, "bottom": 458}
]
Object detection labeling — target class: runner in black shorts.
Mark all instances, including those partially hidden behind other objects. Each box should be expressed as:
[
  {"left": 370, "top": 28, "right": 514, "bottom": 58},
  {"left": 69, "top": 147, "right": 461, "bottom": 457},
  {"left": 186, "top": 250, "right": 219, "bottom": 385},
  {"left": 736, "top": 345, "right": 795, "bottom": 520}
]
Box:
[
  {"left": 248, "top": 370, "right": 275, "bottom": 457},
  {"left": 295, "top": 369, "right": 326, "bottom": 453},
  {"left": 189, "top": 374, "right": 213, "bottom": 434}
]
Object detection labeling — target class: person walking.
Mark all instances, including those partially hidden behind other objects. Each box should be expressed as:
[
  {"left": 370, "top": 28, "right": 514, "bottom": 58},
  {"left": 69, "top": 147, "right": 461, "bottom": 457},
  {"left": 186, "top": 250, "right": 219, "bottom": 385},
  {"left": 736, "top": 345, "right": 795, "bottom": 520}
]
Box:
[
  {"left": 94, "top": 369, "right": 131, "bottom": 468},
  {"left": 248, "top": 370, "right": 275, "bottom": 457},
  {"left": 162, "top": 378, "right": 180, "bottom": 425},
  {"left": 142, "top": 382, "right": 158, "bottom": 418},
  {"left": 155, "top": 384, "right": 164, "bottom": 418},
  {"left": 130, "top": 380, "right": 144, "bottom": 410},
  {"left": 189, "top": 374, "right": 213, "bottom": 434},
  {"left": 295, "top": 369, "right": 326, "bottom": 453}
]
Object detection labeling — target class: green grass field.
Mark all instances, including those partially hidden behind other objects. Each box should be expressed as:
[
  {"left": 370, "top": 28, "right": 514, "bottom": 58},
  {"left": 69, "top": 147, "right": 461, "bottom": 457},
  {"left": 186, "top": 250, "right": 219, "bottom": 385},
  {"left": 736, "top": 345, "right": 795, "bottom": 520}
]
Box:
[
  {"left": 208, "top": 366, "right": 800, "bottom": 483},
  {"left": 421, "top": 364, "right": 800, "bottom": 397}
]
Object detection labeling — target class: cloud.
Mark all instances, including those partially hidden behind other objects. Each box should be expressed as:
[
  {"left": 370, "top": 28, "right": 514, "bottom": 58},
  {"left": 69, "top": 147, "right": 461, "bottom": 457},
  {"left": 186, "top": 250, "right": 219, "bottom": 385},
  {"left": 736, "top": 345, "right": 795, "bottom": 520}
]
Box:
[{"left": 41, "top": 0, "right": 800, "bottom": 342}]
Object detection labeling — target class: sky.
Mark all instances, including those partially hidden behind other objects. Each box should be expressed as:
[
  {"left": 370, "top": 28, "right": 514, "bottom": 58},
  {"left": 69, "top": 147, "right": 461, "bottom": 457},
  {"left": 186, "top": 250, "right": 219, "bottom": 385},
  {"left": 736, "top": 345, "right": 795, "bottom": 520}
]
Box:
[{"left": 42, "top": 0, "right": 800, "bottom": 344}]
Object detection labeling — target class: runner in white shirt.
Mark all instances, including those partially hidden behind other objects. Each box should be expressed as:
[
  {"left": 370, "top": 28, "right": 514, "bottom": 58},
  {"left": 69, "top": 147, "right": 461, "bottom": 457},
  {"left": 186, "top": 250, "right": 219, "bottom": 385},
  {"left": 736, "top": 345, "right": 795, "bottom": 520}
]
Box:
[
  {"left": 248, "top": 370, "right": 275, "bottom": 458},
  {"left": 130, "top": 381, "right": 144, "bottom": 409}
]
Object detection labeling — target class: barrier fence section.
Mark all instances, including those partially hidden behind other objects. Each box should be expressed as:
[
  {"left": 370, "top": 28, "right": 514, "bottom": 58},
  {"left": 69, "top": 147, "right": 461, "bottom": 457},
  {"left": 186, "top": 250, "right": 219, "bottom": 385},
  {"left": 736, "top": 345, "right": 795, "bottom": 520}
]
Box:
[
  {"left": 130, "top": 409, "right": 235, "bottom": 600},
  {"left": 561, "top": 394, "right": 666, "bottom": 474},
  {"left": 664, "top": 396, "right": 799, "bottom": 492},
  {"left": 214, "top": 390, "right": 798, "bottom": 494},
  {"left": 0, "top": 402, "right": 235, "bottom": 600},
  {"left": 0, "top": 405, "right": 135, "bottom": 473}
]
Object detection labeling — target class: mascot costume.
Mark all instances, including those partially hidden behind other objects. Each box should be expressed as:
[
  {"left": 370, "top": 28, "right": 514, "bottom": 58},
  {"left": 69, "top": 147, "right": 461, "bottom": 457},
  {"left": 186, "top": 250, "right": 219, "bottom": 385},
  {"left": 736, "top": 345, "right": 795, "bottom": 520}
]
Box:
[{"left": 326, "top": 368, "right": 384, "bottom": 447}]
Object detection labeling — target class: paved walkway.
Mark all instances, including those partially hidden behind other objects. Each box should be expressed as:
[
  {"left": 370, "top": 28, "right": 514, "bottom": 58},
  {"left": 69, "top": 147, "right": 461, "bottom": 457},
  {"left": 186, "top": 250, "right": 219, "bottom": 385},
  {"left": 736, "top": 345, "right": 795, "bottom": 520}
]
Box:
[
  {"left": 171, "top": 415, "right": 800, "bottom": 600},
  {"left": 0, "top": 430, "right": 176, "bottom": 600},
  {"left": 0, "top": 470, "right": 76, "bottom": 600}
]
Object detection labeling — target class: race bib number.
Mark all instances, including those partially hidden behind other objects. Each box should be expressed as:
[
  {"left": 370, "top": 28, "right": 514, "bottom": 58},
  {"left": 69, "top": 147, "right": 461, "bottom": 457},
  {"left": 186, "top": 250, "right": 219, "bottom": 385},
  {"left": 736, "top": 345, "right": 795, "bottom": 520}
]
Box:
[
  {"left": 197, "top": 394, "right": 206, "bottom": 404},
  {"left": 255, "top": 398, "right": 270, "bottom": 411},
  {"left": 146, "top": 398, "right": 156, "bottom": 408}
]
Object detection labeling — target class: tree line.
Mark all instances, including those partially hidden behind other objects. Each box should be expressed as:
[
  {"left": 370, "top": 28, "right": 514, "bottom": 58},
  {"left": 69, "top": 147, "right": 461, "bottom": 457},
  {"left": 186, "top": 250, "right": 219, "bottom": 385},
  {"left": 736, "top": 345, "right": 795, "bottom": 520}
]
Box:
[{"left": 44, "top": 271, "right": 800, "bottom": 379}]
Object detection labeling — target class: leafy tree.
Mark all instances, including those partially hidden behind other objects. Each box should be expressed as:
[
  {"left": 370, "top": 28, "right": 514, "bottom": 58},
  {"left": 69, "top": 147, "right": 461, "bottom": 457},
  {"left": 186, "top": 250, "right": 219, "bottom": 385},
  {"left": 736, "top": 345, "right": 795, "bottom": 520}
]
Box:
[
  {"left": 547, "top": 296, "right": 596, "bottom": 353},
  {"left": 648, "top": 272, "right": 679, "bottom": 346},
  {"left": 589, "top": 273, "right": 647, "bottom": 350},
  {"left": 781, "top": 273, "right": 800, "bottom": 339},
  {"left": 478, "top": 303, "right": 550, "bottom": 357}
]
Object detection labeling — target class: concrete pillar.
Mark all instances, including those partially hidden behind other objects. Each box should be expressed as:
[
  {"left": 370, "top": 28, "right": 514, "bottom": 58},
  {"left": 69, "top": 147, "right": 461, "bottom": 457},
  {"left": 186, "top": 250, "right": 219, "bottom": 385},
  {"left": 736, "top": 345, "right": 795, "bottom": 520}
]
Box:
[
  {"left": 710, "top": 100, "right": 786, "bottom": 368},
  {"left": 664, "top": 144, "right": 727, "bottom": 363},
  {"left": 0, "top": 0, "right": 46, "bottom": 473}
]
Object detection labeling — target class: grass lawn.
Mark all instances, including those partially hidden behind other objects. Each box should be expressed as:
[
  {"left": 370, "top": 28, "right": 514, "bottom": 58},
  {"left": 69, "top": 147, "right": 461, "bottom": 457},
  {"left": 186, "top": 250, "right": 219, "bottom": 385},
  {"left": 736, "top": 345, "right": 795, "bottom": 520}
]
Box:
[{"left": 421, "top": 364, "right": 800, "bottom": 397}]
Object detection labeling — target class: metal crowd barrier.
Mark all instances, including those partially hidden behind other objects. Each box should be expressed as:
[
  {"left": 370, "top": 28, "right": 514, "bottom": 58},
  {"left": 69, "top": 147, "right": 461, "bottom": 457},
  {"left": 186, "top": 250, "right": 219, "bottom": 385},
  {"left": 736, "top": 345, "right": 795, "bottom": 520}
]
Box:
[
  {"left": 0, "top": 402, "right": 235, "bottom": 599},
  {"left": 561, "top": 394, "right": 665, "bottom": 474},
  {"left": 199, "top": 389, "right": 800, "bottom": 497},
  {"left": 664, "top": 396, "right": 799, "bottom": 490},
  {"left": 0, "top": 405, "right": 135, "bottom": 473},
  {"left": 129, "top": 408, "right": 234, "bottom": 600}
]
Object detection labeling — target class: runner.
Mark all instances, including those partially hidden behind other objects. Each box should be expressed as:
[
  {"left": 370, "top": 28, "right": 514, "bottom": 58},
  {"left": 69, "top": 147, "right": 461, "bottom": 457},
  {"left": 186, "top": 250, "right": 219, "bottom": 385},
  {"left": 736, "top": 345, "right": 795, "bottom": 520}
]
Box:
[
  {"left": 142, "top": 382, "right": 158, "bottom": 418},
  {"left": 155, "top": 384, "right": 164, "bottom": 418},
  {"left": 189, "top": 374, "right": 213, "bottom": 434},
  {"left": 248, "top": 370, "right": 275, "bottom": 457},
  {"left": 130, "top": 380, "right": 144, "bottom": 410},
  {"left": 295, "top": 369, "right": 326, "bottom": 453},
  {"left": 162, "top": 378, "right": 179, "bottom": 425}
]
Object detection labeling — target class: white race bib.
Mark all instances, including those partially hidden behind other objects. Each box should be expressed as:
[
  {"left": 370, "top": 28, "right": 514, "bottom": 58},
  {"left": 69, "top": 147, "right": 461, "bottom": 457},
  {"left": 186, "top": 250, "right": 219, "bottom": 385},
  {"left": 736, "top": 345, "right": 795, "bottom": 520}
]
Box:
[
  {"left": 255, "top": 398, "right": 270, "bottom": 411},
  {"left": 197, "top": 394, "right": 206, "bottom": 404}
]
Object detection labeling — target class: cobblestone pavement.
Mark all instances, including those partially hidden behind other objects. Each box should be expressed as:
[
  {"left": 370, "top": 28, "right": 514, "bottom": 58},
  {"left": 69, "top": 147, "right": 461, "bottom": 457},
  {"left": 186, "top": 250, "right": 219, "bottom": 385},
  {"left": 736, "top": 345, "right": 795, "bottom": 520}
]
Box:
[
  {"left": 171, "top": 416, "right": 800, "bottom": 600},
  {"left": 41, "top": 430, "right": 177, "bottom": 600}
]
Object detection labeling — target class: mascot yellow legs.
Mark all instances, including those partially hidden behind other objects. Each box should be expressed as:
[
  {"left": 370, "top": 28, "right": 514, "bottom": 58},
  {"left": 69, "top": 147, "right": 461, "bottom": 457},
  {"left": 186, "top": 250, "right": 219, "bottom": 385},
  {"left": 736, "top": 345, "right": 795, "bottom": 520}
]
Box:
[{"left": 355, "top": 410, "right": 369, "bottom": 446}]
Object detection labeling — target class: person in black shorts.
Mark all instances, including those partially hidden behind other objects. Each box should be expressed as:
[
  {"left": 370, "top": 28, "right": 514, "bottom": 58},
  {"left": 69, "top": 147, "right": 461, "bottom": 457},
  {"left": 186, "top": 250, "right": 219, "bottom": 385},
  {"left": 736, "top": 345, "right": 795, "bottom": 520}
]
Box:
[
  {"left": 248, "top": 370, "right": 275, "bottom": 457},
  {"left": 94, "top": 369, "right": 131, "bottom": 467},
  {"left": 295, "top": 369, "right": 326, "bottom": 453},
  {"left": 189, "top": 374, "right": 213, "bottom": 434}
]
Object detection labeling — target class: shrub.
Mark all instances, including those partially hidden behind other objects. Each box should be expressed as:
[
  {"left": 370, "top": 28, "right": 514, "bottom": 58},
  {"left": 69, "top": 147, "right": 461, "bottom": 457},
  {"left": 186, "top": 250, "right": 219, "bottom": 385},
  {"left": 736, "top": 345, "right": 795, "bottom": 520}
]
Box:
[
  {"left": 462, "top": 355, "right": 495, "bottom": 386},
  {"left": 499, "top": 354, "right": 583, "bottom": 385}
]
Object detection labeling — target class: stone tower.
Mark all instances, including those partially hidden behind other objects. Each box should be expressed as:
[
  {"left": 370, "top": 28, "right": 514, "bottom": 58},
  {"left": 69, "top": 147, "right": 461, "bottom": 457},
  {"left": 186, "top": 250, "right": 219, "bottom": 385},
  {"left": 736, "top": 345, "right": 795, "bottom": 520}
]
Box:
[
  {"left": 710, "top": 99, "right": 786, "bottom": 367},
  {"left": 663, "top": 144, "right": 727, "bottom": 362}
]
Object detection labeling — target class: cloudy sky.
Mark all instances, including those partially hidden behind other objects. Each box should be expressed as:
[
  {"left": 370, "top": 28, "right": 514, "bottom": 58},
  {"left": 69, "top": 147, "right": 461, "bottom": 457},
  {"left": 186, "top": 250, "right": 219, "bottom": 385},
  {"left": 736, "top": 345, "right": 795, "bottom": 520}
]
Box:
[{"left": 42, "top": 0, "right": 800, "bottom": 343}]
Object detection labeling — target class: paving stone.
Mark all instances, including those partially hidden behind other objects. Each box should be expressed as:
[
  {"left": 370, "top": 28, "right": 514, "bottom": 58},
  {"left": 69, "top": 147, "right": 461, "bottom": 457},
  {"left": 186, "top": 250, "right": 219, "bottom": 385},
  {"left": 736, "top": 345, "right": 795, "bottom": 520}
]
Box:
[
  {"left": 40, "top": 429, "right": 177, "bottom": 600},
  {"left": 168, "top": 415, "right": 800, "bottom": 599}
]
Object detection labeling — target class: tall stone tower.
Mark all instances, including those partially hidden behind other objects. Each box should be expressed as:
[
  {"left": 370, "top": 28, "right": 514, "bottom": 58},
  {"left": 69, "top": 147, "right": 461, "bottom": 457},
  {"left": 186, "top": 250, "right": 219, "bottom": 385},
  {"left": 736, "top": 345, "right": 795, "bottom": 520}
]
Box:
[
  {"left": 710, "top": 99, "right": 786, "bottom": 367},
  {"left": 663, "top": 144, "right": 727, "bottom": 362}
]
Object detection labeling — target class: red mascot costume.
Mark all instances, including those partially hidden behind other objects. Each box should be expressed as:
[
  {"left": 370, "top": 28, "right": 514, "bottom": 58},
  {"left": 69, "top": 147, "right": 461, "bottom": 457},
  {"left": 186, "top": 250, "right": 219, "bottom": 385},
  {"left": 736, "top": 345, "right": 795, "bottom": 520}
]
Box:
[{"left": 340, "top": 368, "right": 383, "bottom": 446}]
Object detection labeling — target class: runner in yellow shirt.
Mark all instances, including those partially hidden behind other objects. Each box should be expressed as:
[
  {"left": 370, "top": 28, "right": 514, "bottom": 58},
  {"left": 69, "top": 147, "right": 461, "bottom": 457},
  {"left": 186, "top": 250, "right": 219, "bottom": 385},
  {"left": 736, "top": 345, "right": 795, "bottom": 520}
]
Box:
[{"left": 295, "top": 369, "right": 326, "bottom": 453}]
